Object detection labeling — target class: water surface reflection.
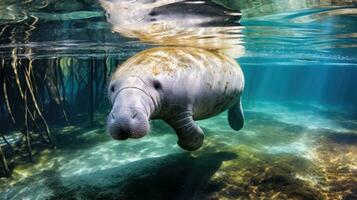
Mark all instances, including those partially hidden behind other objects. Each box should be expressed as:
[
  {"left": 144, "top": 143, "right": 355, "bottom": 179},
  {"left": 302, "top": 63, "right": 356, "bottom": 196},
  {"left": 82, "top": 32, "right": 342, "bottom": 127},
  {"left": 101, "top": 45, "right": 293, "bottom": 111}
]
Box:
[{"left": 100, "top": 0, "right": 245, "bottom": 57}]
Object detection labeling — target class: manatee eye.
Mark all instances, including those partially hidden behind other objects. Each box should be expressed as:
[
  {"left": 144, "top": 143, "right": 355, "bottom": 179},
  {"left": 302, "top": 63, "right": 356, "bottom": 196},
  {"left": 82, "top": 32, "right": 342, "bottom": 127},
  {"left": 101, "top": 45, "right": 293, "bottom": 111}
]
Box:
[
  {"left": 153, "top": 80, "right": 162, "bottom": 90},
  {"left": 110, "top": 85, "right": 115, "bottom": 93}
]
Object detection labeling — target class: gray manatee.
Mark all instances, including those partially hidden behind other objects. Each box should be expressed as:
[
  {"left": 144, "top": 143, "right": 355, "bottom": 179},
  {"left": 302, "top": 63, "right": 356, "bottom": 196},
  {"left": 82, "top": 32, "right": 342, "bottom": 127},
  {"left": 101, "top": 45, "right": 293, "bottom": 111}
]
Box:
[{"left": 107, "top": 47, "right": 244, "bottom": 151}]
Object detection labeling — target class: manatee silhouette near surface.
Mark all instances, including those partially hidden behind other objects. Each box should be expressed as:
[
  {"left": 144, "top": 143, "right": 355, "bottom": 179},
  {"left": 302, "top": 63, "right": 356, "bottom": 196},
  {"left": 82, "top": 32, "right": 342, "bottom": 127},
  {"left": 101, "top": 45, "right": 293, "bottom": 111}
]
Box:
[
  {"left": 99, "top": 0, "right": 245, "bottom": 58},
  {"left": 107, "top": 47, "right": 244, "bottom": 151}
]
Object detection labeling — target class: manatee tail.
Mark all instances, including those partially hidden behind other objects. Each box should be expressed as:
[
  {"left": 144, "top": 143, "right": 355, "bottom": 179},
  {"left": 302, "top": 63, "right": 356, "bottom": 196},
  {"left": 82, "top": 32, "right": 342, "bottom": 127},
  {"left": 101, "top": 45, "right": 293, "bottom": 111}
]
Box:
[{"left": 228, "top": 98, "right": 244, "bottom": 131}]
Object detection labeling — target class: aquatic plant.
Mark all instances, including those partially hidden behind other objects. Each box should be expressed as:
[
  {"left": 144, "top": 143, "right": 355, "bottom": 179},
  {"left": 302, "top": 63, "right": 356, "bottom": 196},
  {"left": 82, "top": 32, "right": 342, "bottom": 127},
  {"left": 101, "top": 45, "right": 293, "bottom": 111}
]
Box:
[{"left": 0, "top": 1, "right": 116, "bottom": 175}]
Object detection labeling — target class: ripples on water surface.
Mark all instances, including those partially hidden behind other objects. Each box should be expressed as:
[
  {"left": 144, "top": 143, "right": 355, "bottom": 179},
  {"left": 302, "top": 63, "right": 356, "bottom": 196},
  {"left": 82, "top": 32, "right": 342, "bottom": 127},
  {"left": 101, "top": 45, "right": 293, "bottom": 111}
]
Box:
[
  {"left": 1, "top": 0, "right": 356, "bottom": 60},
  {"left": 0, "top": 0, "right": 356, "bottom": 199}
]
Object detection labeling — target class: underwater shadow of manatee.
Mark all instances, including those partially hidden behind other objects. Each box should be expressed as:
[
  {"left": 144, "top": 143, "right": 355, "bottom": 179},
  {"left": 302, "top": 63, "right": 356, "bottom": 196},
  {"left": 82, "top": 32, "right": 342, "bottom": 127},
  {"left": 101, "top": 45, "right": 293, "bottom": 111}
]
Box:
[
  {"left": 56, "top": 151, "right": 236, "bottom": 200},
  {"left": 115, "top": 152, "right": 236, "bottom": 200}
]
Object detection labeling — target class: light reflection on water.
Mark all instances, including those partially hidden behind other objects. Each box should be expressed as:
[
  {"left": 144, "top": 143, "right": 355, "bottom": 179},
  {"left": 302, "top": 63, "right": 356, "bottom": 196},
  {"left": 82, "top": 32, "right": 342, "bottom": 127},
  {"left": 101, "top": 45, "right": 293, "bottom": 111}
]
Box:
[
  {"left": 0, "top": 0, "right": 355, "bottom": 63},
  {"left": 100, "top": 0, "right": 245, "bottom": 57}
]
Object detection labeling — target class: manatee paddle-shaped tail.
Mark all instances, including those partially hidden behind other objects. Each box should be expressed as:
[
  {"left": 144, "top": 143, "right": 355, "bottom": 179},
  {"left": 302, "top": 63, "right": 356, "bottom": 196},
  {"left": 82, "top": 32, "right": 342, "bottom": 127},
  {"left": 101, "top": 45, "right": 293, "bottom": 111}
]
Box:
[
  {"left": 228, "top": 97, "right": 244, "bottom": 131},
  {"left": 165, "top": 111, "right": 204, "bottom": 151}
]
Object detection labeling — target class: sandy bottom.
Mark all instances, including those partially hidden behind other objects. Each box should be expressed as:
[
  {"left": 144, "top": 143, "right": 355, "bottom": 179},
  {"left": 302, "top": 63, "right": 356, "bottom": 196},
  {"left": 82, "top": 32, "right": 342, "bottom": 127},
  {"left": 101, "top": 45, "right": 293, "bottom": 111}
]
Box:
[{"left": 0, "top": 101, "right": 356, "bottom": 200}]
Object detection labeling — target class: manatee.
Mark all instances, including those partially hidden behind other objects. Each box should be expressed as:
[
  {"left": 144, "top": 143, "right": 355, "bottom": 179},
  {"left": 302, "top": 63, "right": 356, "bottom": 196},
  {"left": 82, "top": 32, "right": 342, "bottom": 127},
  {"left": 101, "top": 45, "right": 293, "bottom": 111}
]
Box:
[
  {"left": 107, "top": 47, "right": 244, "bottom": 151},
  {"left": 100, "top": 0, "right": 244, "bottom": 58}
]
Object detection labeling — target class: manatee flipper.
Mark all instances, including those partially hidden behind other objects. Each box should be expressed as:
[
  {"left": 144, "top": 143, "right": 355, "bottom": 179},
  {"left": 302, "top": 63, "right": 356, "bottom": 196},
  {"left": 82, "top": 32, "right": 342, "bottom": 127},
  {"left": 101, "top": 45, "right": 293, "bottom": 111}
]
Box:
[
  {"left": 228, "top": 98, "right": 244, "bottom": 131},
  {"left": 165, "top": 112, "right": 204, "bottom": 151}
]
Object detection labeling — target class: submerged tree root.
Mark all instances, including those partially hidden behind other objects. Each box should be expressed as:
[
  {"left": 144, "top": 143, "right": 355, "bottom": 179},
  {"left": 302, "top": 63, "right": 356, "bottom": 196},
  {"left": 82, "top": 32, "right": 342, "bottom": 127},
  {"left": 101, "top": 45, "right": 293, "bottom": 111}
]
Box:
[{"left": 0, "top": 145, "right": 10, "bottom": 177}]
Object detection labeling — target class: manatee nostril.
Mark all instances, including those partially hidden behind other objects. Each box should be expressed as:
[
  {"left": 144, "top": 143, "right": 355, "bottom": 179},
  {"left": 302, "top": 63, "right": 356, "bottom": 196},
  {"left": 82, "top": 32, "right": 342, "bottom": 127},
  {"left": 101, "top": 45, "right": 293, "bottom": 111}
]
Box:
[{"left": 131, "top": 111, "right": 138, "bottom": 119}]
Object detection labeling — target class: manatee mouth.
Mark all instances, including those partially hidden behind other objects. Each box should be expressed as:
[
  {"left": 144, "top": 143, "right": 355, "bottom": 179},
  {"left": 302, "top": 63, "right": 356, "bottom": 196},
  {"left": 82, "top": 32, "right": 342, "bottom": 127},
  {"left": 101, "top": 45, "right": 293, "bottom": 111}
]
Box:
[
  {"left": 108, "top": 124, "right": 130, "bottom": 140},
  {"left": 107, "top": 107, "right": 149, "bottom": 140}
]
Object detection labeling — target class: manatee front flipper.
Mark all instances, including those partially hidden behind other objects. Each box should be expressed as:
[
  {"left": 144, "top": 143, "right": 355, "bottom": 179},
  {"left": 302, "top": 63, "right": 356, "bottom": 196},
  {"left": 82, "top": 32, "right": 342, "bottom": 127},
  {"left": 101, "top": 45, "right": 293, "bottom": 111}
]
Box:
[
  {"left": 165, "top": 111, "right": 204, "bottom": 151},
  {"left": 228, "top": 98, "right": 244, "bottom": 131}
]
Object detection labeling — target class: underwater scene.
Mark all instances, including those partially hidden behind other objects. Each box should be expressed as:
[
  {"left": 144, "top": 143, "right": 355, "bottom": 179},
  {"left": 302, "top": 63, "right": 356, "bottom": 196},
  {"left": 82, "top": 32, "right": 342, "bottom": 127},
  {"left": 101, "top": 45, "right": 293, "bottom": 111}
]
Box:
[{"left": 0, "top": 0, "right": 356, "bottom": 199}]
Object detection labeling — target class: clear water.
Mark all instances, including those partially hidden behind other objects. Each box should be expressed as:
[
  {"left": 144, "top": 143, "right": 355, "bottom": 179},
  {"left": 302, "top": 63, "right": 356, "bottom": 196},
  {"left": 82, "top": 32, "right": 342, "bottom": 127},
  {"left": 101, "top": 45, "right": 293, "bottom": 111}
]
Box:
[{"left": 0, "top": 0, "right": 356, "bottom": 199}]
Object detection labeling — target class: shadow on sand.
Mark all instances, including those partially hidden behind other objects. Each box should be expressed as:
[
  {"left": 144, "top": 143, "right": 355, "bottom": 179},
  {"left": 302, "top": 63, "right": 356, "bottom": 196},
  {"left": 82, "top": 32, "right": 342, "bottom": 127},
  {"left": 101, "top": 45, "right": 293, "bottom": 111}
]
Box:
[{"left": 48, "top": 151, "right": 236, "bottom": 200}]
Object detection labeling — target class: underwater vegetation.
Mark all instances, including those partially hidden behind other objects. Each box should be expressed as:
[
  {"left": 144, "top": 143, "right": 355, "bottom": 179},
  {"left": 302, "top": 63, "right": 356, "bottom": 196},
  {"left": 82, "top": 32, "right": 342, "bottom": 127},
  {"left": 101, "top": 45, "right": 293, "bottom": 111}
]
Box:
[
  {"left": 0, "top": 0, "right": 356, "bottom": 199},
  {"left": 0, "top": 55, "right": 116, "bottom": 176}
]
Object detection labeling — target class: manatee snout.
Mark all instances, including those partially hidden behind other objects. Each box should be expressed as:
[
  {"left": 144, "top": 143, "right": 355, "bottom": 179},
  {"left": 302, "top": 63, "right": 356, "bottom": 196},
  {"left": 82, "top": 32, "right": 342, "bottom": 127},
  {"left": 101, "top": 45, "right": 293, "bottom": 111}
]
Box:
[{"left": 107, "top": 107, "right": 149, "bottom": 140}]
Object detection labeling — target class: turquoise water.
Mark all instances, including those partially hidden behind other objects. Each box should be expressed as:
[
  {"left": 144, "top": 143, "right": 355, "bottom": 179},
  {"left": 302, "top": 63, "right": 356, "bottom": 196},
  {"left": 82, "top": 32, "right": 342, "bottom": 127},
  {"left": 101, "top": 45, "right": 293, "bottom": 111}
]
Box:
[{"left": 0, "top": 0, "right": 356, "bottom": 199}]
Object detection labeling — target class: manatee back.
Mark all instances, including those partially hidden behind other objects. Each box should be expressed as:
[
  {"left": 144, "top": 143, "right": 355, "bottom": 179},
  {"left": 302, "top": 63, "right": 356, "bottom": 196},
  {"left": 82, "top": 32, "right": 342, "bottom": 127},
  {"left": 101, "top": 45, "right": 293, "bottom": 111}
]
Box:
[{"left": 112, "top": 47, "right": 244, "bottom": 119}]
